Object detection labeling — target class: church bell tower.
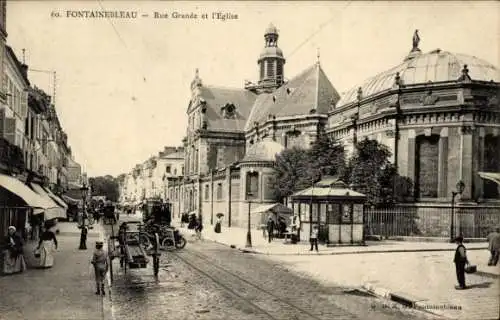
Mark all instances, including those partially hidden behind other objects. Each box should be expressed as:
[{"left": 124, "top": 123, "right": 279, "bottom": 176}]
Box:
[{"left": 246, "top": 23, "right": 286, "bottom": 93}]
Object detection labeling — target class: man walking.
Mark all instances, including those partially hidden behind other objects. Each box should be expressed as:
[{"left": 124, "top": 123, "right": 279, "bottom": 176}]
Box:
[
  {"left": 486, "top": 227, "right": 500, "bottom": 266},
  {"left": 453, "top": 235, "right": 468, "bottom": 290},
  {"left": 266, "top": 217, "right": 274, "bottom": 243},
  {"left": 310, "top": 225, "right": 319, "bottom": 252}
]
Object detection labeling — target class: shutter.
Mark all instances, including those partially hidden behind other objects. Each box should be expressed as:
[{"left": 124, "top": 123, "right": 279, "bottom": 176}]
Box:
[
  {"left": 4, "top": 117, "right": 16, "bottom": 144},
  {"left": 0, "top": 108, "right": 5, "bottom": 137}
]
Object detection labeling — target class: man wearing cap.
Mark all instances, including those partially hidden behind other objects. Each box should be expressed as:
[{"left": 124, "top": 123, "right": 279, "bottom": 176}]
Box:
[
  {"left": 91, "top": 241, "right": 109, "bottom": 295},
  {"left": 453, "top": 235, "right": 469, "bottom": 290}
]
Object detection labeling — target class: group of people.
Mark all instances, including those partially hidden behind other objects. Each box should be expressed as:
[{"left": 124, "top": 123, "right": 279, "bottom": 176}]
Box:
[{"left": 2, "top": 224, "right": 59, "bottom": 275}]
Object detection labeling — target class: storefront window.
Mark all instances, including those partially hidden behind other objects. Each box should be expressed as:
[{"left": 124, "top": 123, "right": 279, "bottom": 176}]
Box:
[{"left": 342, "top": 204, "right": 353, "bottom": 223}]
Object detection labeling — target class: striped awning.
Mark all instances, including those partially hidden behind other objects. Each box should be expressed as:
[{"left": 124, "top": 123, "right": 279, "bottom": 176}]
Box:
[
  {"left": 478, "top": 172, "right": 500, "bottom": 185},
  {"left": 30, "top": 183, "right": 66, "bottom": 220},
  {"left": 0, "top": 173, "right": 54, "bottom": 209},
  {"left": 43, "top": 186, "right": 68, "bottom": 209}
]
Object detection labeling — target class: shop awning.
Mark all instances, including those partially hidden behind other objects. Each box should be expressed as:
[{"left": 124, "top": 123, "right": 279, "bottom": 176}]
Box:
[
  {"left": 251, "top": 203, "right": 293, "bottom": 215},
  {"left": 61, "top": 194, "right": 81, "bottom": 205},
  {"left": 0, "top": 173, "right": 54, "bottom": 209},
  {"left": 478, "top": 172, "right": 500, "bottom": 186},
  {"left": 43, "top": 186, "right": 68, "bottom": 209},
  {"left": 30, "top": 183, "right": 66, "bottom": 220}
]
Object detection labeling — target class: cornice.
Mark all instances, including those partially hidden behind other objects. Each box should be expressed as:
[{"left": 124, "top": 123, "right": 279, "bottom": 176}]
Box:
[{"left": 330, "top": 80, "right": 500, "bottom": 116}]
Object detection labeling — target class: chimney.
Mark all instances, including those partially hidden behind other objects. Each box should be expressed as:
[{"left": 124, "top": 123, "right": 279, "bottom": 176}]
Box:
[{"left": 21, "top": 64, "right": 28, "bottom": 79}]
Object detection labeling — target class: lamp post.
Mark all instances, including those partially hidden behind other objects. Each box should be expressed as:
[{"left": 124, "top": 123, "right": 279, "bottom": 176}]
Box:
[
  {"left": 450, "top": 180, "right": 465, "bottom": 242},
  {"left": 246, "top": 192, "right": 253, "bottom": 248},
  {"left": 78, "top": 183, "right": 90, "bottom": 250}
]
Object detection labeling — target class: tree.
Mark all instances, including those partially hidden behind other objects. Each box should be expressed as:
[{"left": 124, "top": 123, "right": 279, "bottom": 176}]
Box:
[
  {"left": 272, "top": 132, "right": 346, "bottom": 201},
  {"left": 346, "top": 137, "right": 411, "bottom": 207},
  {"left": 273, "top": 147, "right": 311, "bottom": 201},
  {"left": 88, "top": 176, "right": 120, "bottom": 202},
  {"left": 308, "top": 130, "right": 345, "bottom": 180}
]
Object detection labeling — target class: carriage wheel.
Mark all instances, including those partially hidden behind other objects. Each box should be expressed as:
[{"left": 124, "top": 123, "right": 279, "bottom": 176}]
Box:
[{"left": 139, "top": 234, "right": 151, "bottom": 250}]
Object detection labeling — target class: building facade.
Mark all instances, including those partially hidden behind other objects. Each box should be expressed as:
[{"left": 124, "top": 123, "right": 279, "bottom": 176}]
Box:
[
  {"left": 0, "top": 0, "right": 82, "bottom": 238},
  {"left": 165, "top": 25, "right": 499, "bottom": 237},
  {"left": 120, "top": 147, "right": 184, "bottom": 207}
]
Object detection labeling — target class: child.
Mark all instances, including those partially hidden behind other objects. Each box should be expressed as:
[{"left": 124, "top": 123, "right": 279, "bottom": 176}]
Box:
[{"left": 91, "top": 241, "right": 108, "bottom": 295}]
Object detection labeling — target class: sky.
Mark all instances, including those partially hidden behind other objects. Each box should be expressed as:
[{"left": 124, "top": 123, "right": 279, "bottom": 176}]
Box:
[{"left": 6, "top": 1, "right": 499, "bottom": 177}]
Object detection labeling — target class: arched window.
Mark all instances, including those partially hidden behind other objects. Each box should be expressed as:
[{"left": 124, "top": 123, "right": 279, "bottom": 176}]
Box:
[
  {"left": 204, "top": 184, "right": 210, "bottom": 200},
  {"left": 246, "top": 171, "right": 259, "bottom": 200},
  {"left": 415, "top": 135, "right": 440, "bottom": 198},
  {"left": 484, "top": 135, "right": 500, "bottom": 199},
  {"left": 260, "top": 62, "right": 265, "bottom": 79},
  {"left": 216, "top": 183, "right": 223, "bottom": 200}
]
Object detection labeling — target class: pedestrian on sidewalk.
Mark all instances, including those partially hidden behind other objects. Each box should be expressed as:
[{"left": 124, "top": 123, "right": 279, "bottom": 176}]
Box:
[
  {"left": 91, "top": 241, "right": 109, "bottom": 296},
  {"left": 195, "top": 217, "right": 203, "bottom": 240},
  {"left": 267, "top": 217, "right": 274, "bottom": 243},
  {"left": 486, "top": 227, "right": 500, "bottom": 266},
  {"left": 2, "top": 226, "right": 27, "bottom": 275},
  {"left": 214, "top": 216, "right": 222, "bottom": 234},
  {"left": 453, "top": 235, "right": 469, "bottom": 290},
  {"left": 36, "top": 225, "right": 58, "bottom": 268},
  {"left": 310, "top": 225, "right": 319, "bottom": 252}
]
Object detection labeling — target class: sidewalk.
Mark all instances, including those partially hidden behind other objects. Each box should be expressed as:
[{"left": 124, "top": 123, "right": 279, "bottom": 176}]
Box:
[
  {"left": 265, "top": 250, "right": 499, "bottom": 320},
  {"left": 179, "top": 223, "right": 492, "bottom": 257},
  {"left": 0, "top": 222, "right": 107, "bottom": 320},
  {"left": 181, "top": 223, "right": 500, "bottom": 319}
]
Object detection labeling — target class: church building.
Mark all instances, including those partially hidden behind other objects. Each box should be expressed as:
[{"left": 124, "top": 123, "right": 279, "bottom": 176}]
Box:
[{"left": 167, "top": 24, "right": 500, "bottom": 237}]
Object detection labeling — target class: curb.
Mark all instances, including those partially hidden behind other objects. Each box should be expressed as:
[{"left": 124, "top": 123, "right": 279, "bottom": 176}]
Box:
[
  {"left": 362, "top": 283, "right": 445, "bottom": 318},
  {"left": 237, "top": 246, "right": 488, "bottom": 256}
]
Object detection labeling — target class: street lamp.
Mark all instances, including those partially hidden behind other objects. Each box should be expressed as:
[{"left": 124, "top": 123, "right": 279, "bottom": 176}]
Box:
[
  {"left": 246, "top": 192, "right": 253, "bottom": 248},
  {"left": 450, "top": 180, "right": 465, "bottom": 242},
  {"left": 78, "top": 183, "right": 91, "bottom": 250}
]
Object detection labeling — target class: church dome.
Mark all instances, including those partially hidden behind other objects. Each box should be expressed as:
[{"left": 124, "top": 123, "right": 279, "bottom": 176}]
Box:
[
  {"left": 241, "top": 140, "right": 285, "bottom": 163},
  {"left": 259, "top": 46, "right": 284, "bottom": 60},
  {"left": 337, "top": 49, "right": 500, "bottom": 107}
]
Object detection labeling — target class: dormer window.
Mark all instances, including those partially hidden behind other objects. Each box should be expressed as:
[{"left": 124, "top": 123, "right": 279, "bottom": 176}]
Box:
[{"left": 221, "top": 103, "right": 236, "bottom": 119}]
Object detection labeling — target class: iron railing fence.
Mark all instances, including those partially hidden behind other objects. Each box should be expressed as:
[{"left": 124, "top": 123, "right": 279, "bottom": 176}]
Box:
[{"left": 364, "top": 204, "right": 500, "bottom": 239}]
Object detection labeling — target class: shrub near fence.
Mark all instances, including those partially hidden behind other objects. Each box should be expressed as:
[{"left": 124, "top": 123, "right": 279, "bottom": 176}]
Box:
[{"left": 365, "top": 204, "right": 500, "bottom": 238}]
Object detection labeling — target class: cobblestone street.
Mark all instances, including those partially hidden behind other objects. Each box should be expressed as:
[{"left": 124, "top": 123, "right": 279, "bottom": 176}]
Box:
[{"left": 104, "top": 215, "right": 436, "bottom": 320}]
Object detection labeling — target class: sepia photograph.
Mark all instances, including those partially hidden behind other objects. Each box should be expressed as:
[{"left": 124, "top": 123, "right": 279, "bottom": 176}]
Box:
[{"left": 0, "top": 1, "right": 499, "bottom": 319}]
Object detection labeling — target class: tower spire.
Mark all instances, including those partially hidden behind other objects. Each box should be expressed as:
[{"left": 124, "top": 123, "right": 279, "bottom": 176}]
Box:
[{"left": 316, "top": 47, "right": 320, "bottom": 65}]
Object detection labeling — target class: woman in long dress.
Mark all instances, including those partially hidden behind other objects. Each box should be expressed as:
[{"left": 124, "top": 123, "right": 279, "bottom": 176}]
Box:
[
  {"left": 2, "top": 226, "right": 27, "bottom": 274},
  {"left": 214, "top": 216, "right": 222, "bottom": 233},
  {"left": 37, "top": 226, "right": 58, "bottom": 268}
]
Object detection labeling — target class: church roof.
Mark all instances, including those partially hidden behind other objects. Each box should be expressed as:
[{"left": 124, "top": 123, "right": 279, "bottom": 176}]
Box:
[
  {"left": 199, "top": 85, "right": 257, "bottom": 132},
  {"left": 244, "top": 63, "right": 340, "bottom": 131},
  {"left": 337, "top": 49, "right": 500, "bottom": 107},
  {"left": 241, "top": 139, "right": 285, "bottom": 162}
]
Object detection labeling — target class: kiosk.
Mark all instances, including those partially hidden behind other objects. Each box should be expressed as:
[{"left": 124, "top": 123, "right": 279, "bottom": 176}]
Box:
[{"left": 291, "top": 176, "right": 366, "bottom": 245}]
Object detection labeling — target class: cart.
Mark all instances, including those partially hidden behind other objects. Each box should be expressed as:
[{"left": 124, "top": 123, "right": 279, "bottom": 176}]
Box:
[{"left": 107, "top": 220, "right": 161, "bottom": 283}]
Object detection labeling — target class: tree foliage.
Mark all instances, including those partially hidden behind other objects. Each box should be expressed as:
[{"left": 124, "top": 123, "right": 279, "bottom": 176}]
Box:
[
  {"left": 273, "top": 132, "right": 345, "bottom": 201},
  {"left": 345, "top": 137, "right": 412, "bottom": 207},
  {"left": 88, "top": 176, "right": 120, "bottom": 202}
]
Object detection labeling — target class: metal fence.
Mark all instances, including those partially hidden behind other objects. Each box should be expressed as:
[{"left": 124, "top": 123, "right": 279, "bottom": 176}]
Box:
[{"left": 364, "top": 204, "right": 500, "bottom": 239}]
